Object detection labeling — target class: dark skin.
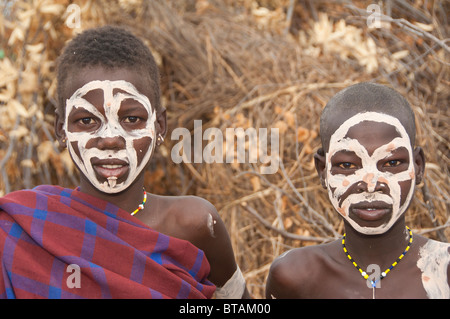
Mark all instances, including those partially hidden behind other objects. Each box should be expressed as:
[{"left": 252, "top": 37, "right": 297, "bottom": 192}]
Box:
[
  {"left": 55, "top": 66, "right": 250, "bottom": 298},
  {"left": 266, "top": 221, "right": 433, "bottom": 298},
  {"left": 266, "top": 117, "right": 449, "bottom": 299}
]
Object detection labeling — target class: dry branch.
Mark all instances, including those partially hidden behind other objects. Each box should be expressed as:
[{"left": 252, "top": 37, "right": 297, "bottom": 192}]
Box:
[{"left": 1, "top": 0, "right": 448, "bottom": 298}]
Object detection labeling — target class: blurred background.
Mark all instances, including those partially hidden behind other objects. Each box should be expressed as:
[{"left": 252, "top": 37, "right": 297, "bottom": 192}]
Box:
[{"left": 1, "top": 0, "right": 448, "bottom": 298}]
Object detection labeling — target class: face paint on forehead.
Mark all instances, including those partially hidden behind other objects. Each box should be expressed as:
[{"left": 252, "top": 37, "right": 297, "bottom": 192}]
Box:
[
  {"left": 64, "top": 80, "right": 157, "bottom": 194},
  {"left": 325, "top": 112, "right": 416, "bottom": 235}
]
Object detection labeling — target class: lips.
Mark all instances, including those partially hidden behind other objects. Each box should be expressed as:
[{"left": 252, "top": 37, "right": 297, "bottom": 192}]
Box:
[
  {"left": 91, "top": 158, "right": 129, "bottom": 179},
  {"left": 350, "top": 201, "right": 392, "bottom": 222}
]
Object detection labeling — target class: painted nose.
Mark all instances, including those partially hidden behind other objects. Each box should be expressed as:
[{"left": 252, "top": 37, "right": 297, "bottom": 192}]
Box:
[
  {"left": 357, "top": 173, "right": 389, "bottom": 193},
  {"left": 96, "top": 135, "right": 126, "bottom": 150},
  {"left": 363, "top": 172, "right": 378, "bottom": 192}
]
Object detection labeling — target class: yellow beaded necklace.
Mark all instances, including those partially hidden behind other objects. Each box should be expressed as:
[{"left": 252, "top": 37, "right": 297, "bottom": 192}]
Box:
[
  {"left": 341, "top": 226, "right": 413, "bottom": 298},
  {"left": 131, "top": 188, "right": 147, "bottom": 216}
]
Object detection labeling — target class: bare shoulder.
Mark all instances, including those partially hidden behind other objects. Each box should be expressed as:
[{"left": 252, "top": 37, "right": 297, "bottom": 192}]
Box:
[
  {"left": 164, "top": 195, "right": 221, "bottom": 241},
  {"left": 266, "top": 242, "right": 337, "bottom": 298},
  {"left": 144, "top": 194, "right": 223, "bottom": 249},
  {"left": 417, "top": 236, "right": 450, "bottom": 252},
  {"left": 416, "top": 237, "right": 450, "bottom": 298},
  {"left": 415, "top": 236, "right": 449, "bottom": 268}
]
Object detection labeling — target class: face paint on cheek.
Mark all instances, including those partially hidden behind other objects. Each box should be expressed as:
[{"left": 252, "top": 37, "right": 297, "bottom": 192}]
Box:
[
  {"left": 133, "top": 136, "right": 153, "bottom": 166},
  {"left": 398, "top": 178, "right": 414, "bottom": 207},
  {"left": 64, "top": 80, "right": 157, "bottom": 194},
  {"left": 325, "top": 112, "right": 416, "bottom": 235}
]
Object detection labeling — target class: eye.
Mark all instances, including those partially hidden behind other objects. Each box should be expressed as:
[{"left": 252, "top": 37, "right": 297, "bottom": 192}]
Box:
[
  {"left": 330, "top": 151, "right": 361, "bottom": 175},
  {"left": 383, "top": 160, "right": 402, "bottom": 167},
  {"left": 338, "top": 162, "right": 357, "bottom": 169},
  {"left": 78, "top": 117, "right": 97, "bottom": 125},
  {"left": 123, "top": 116, "right": 141, "bottom": 123}
]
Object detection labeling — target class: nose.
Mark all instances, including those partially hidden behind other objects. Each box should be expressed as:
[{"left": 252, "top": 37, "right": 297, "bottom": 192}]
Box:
[
  {"left": 356, "top": 174, "right": 389, "bottom": 193},
  {"left": 95, "top": 135, "right": 126, "bottom": 150}
]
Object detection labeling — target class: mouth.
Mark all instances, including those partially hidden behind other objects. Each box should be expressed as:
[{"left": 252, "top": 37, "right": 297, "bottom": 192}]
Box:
[
  {"left": 91, "top": 158, "right": 129, "bottom": 180},
  {"left": 350, "top": 201, "right": 392, "bottom": 222}
]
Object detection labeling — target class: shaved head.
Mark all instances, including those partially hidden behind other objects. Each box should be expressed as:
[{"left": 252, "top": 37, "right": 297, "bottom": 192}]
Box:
[{"left": 320, "top": 82, "right": 416, "bottom": 152}]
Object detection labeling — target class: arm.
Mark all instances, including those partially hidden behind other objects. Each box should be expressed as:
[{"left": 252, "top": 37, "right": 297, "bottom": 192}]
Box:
[
  {"left": 265, "top": 251, "right": 302, "bottom": 299},
  {"left": 200, "top": 204, "right": 250, "bottom": 298},
  {"left": 178, "top": 197, "right": 250, "bottom": 298}
]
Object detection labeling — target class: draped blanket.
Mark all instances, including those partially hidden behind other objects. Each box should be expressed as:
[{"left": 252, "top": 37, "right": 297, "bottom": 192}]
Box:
[{"left": 0, "top": 185, "right": 215, "bottom": 299}]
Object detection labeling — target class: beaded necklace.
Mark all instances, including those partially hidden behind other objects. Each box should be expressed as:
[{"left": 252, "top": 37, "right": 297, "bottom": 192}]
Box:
[
  {"left": 131, "top": 187, "right": 147, "bottom": 216},
  {"left": 341, "top": 226, "right": 413, "bottom": 299}
]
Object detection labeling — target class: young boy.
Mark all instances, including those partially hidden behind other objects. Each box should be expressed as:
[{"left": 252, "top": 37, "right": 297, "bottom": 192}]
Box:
[
  {"left": 0, "top": 26, "right": 248, "bottom": 299},
  {"left": 266, "top": 82, "right": 449, "bottom": 299}
]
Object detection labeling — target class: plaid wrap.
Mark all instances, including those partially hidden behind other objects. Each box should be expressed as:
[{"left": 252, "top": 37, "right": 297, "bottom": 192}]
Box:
[{"left": 0, "top": 185, "right": 215, "bottom": 299}]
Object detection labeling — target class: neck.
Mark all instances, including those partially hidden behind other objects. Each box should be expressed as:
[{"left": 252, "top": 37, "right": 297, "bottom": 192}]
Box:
[
  {"left": 79, "top": 175, "right": 146, "bottom": 214},
  {"left": 343, "top": 218, "right": 410, "bottom": 268}
]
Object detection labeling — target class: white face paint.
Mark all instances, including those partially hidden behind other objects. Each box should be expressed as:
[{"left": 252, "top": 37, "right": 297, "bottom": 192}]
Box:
[
  {"left": 64, "top": 80, "right": 157, "bottom": 194},
  {"left": 325, "top": 112, "right": 416, "bottom": 235},
  {"left": 417, "top": 240, "right": 450, "bottom": 299}
]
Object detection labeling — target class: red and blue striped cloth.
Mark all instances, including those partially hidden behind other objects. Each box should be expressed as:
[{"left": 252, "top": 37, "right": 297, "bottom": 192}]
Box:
[{"left": 0, "top": 185, "right": 215, "bottom": 298}]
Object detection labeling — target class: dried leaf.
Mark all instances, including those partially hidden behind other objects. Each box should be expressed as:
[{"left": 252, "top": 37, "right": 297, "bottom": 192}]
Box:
[
  {"left": 26, "top": 43, "right": 45, "bottom": 54},
  {"left": 9, "top": 125, "right": 29, "bottom": 139},
  {"left": 60, "top": 149, "right": 75, "bottom": 176},
  {"left": 284, "top": 217, "right": 293, "bottom": 229},
  {"left": 37, "top": 140, "right": 54, "bottom": 163},
  {"left": 414, "top": 22, "right": 434, "bottom": 32},
  {"left": 39, "top": 4, "right": 65, "bottom": 15},
  {"left": 391, "top": 50, "right": 409, "bottom": 60},
  {"left": 274, "top": 120, "right": 288, "bottom": 134},
  {"left": 297, "top": 127, "right": 309, "bottom": 142},
  {"left": 8, "top": 99, "right": 29, "bottom": 118},
  {"left": 7, "top": 27, "right": 25, "bottom": 46},
  {"left": 283, "top": 111, "right": 295, "bottom": 128},
  {"left": 20, "top": 159, "right": 34, "bottom": 168}
]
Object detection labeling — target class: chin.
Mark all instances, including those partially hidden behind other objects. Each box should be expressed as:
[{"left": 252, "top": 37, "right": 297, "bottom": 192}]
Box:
[{"left": 347, "top": 219, "right": 393, "bottom": 236}]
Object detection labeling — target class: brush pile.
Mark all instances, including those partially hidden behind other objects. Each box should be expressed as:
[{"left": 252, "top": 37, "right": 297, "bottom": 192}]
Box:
[{"left": 1, "top": 0, "right": 448, "bottom": 297}]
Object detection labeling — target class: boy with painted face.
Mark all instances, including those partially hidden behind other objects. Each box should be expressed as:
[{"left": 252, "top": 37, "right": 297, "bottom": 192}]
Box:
[
  {"left": 266, "top": 82, "right": 449, "bottom": 299},
  {"left": 0, "top": 26, "right": 248, "bottom": 299}
]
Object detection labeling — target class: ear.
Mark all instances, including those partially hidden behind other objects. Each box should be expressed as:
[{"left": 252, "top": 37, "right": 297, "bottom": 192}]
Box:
[
  {"left": 54, "top": 110, "right": 67, "bottom": 149},
  {"left": 314, "top": 147, "right": 327, "bottom": 189},
  {"left": 155, "top": 108, "right": 167, "bottom": 145},
  {"left": 413, "top": 146, "right": 425, "bottom": 185}
]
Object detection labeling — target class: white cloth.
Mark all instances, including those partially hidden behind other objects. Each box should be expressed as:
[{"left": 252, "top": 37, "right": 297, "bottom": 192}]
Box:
[{"left": 215, "top": 266, "right": 246, "bottom": 299}]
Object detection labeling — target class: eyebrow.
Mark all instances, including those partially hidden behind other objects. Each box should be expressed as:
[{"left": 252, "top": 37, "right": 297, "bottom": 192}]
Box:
[
  {"left": 69, "top": 106, "right": 98, "bottom": 117},
  {"left": 118, "top": 103, "right": 149, "bottom": 114},
  {"left": 119, "top": 97, "right": 146, "bottom": 106},
  {"left": 382, "top": 146, "right": 409, "bottom": 157},
  {"left": 330, "top": 149, "right": 358, "bottom": 158},
  {"left": 333, "top": 150, "right": 356, "bottom": 155}
]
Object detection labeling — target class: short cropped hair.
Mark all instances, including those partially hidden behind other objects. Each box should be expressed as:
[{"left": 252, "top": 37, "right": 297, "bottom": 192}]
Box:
[
  {"left": 56, "top": 25, "right": 161, "bottom": 116},
  {"left": 319, "top": 82, "right": 416, "bottom": 152}
]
